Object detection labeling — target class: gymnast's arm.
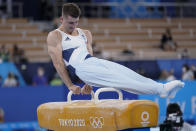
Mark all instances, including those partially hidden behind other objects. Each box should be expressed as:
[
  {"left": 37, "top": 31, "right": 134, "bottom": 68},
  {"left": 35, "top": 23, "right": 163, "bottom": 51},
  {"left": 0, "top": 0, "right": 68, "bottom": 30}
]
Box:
[
  {"left": 83, "top": 29, "right": 93, "bottom": 56},
  {"left": 80, "top": 29, "right": 93, "bottom": 95},
  {"left": 47, "top": 31, "right": 81, "bottom": 94}
]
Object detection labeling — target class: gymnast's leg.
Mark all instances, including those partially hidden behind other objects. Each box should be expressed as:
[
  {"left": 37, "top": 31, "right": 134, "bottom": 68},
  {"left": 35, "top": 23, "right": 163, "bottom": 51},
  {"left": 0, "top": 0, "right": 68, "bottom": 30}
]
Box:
[
  {"left": 97, "top": 58, "right": 185, "bottom": 98},
  {"left": 76, "top": 57, "right": 184, "bottom": 98}
]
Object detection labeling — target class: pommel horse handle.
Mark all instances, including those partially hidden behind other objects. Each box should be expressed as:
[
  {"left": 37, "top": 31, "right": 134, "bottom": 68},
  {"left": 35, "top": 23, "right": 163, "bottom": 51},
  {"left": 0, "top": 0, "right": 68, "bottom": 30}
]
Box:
[
  {"left": 67, "top": 90, "right": 95, "bottom": 103},
  {"left": 94, "top": 88, "right": 123, "bottom": 104},
  {"left": 67, "top": 88, "right": 122, "bottom": 104}
]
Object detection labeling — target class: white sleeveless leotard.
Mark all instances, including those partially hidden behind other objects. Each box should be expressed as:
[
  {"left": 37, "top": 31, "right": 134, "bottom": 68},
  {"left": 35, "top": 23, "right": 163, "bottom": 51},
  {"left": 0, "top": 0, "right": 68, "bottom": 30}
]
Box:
[{"left": 56, "top": 28, "right": 165, "bottom": 95}]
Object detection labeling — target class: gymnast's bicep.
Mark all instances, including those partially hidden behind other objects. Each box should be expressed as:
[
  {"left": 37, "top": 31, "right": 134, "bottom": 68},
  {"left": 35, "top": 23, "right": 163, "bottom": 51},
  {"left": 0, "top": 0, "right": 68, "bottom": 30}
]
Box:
[{"left": 47, "top": 31, "right": 62, "bottom": 66}]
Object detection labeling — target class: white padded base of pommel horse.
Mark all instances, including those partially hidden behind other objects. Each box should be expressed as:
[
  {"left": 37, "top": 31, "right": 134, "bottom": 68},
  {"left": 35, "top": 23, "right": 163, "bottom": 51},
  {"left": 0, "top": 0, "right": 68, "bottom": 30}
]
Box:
[{"left": 37, "top": 88, "right": 159, "bottom": 131}]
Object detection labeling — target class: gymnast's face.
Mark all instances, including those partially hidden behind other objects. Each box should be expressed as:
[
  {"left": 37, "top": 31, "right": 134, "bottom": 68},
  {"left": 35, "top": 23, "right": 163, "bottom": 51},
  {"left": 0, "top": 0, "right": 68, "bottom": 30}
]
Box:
[{"left": 61, "top": 15, "right": 79, "bottom": 34}]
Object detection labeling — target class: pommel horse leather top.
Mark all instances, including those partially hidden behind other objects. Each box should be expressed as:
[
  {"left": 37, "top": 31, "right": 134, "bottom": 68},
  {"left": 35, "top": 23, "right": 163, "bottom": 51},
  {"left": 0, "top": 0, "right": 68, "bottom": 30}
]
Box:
[{"left": 37, "top": 88, "right": 159, "bottom": 131}]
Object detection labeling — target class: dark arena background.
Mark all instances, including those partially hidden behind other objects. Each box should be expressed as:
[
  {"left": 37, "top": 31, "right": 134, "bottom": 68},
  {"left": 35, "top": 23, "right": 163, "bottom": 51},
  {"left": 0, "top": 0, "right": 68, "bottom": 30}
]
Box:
[{"left": 0, "top": 0, "right": 196, "bottom": 131}]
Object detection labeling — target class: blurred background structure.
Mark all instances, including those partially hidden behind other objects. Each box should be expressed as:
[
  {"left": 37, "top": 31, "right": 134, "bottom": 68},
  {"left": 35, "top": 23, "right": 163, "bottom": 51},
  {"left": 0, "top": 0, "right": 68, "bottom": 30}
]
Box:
[{"left": 0, "top": 0, "right": 196, "bottom": 131}]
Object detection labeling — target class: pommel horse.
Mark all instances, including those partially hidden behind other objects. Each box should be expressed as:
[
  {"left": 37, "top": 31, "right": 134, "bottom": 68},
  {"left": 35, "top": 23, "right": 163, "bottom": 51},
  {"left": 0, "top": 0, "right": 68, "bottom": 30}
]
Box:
[{"left": 37, "top": 88, "right": 159, "bottom": 131}]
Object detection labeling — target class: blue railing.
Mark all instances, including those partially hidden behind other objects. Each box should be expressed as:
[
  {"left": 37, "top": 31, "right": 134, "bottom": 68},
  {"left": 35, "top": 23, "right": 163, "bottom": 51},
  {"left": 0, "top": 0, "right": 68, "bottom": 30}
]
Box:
[
  {"left": 0, "top": 81, "right": 195, "bottom": 123},
  {"left": 0, "top": 82, "right": 196, "bottom": 130}
]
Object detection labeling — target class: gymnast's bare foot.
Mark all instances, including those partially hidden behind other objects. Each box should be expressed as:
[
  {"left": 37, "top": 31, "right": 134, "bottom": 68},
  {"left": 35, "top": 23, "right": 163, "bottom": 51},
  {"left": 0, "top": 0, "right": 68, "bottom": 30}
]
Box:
[{"left": 160, "top": 80, "right": 184, "bottom": 98}]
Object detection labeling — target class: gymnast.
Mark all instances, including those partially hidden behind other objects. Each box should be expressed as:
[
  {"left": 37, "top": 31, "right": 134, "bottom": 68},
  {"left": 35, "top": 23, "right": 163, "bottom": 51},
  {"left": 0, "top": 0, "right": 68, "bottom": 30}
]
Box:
[{"left": 47, "top": 3, "right": 184, "bottom": 98}]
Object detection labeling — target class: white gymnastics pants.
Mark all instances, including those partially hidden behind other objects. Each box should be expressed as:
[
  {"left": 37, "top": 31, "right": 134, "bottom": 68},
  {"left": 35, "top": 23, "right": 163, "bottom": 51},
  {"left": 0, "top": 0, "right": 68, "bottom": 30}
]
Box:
[{"left": 75, "top": 57, "right": 165, "bottom": 95}]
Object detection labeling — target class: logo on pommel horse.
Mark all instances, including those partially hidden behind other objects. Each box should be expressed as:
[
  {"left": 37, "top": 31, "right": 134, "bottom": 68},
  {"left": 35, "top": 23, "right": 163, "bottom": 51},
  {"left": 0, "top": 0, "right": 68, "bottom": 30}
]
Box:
[
  {"left": 89, "top": 116, "right": 104, "bottom": 128},
  {"left": 58, "top": 119, "right": 85, "bottom": 127},
  {"left": 140, "top": 111, "right": 150, "bottom": 127}
]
